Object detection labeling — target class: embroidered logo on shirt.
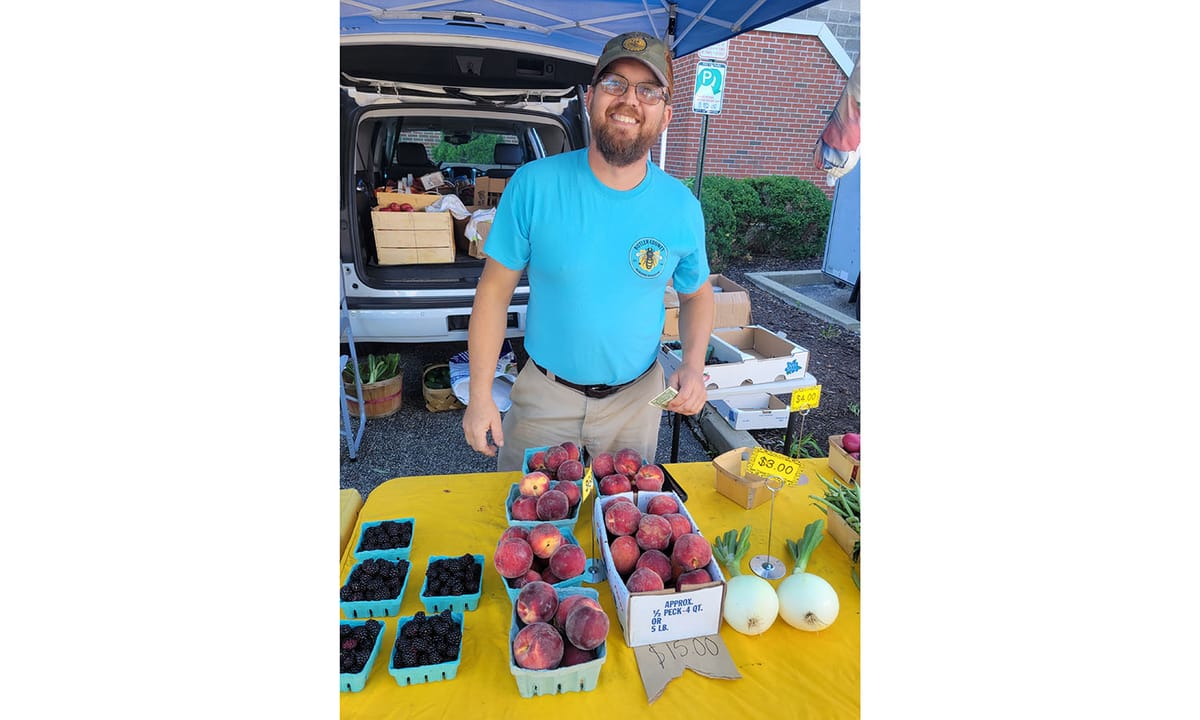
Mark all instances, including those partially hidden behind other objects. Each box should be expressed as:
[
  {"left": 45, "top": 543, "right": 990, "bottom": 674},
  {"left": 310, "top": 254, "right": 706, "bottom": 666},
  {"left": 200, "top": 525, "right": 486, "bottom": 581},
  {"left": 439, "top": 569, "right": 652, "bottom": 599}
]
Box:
[{"left": 629, "top": 237, "right": 667, "bottom": 278}]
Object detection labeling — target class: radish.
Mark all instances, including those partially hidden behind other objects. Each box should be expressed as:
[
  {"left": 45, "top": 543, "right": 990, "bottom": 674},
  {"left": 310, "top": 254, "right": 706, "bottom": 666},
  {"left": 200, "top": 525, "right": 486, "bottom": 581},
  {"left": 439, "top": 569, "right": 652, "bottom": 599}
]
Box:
[
  {"left": 711, "top": 526, "right": 778, "bottom": 635},
  {"left": 777, "top": 519, "right": 839, "bottom": 631}
]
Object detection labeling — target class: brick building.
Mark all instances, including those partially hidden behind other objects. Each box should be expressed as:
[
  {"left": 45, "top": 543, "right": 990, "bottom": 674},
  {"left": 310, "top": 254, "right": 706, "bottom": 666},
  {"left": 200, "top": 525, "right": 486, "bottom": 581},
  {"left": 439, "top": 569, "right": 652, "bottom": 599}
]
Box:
[{"left": 658, "top": 10, "right": 859, "bottom": 199}]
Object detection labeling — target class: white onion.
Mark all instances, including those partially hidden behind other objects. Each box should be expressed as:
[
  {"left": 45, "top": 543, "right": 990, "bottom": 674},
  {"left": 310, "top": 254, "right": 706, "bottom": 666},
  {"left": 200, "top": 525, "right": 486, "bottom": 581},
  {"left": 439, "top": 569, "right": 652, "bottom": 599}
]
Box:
[
  {"left": 722, "top": 574, "right": 779, "bottom": 635},
  {"left": 777, "top": 572, "right": 839, "bottom": 631}
]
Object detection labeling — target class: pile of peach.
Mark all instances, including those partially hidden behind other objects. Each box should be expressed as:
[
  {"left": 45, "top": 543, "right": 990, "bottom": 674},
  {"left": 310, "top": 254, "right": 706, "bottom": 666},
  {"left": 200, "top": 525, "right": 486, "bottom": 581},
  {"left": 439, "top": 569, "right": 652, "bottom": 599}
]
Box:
[
  {"left": 511, "top": 468, "right": 583, "bottom": 522},
  {"left": 512, "top": 582, "right": 609, "bottom": 670},
  {"left": 494, "top": 524, "right": 587, "bottom": 589},
  {"left": 592, "top": 448, "right": 666, "bottom": 495},
  {"left": 602, "top": 494, "right": 714, "bottom": 592},
  {"left": 526, "top": 442, "right": 585, "bottom": 483}
]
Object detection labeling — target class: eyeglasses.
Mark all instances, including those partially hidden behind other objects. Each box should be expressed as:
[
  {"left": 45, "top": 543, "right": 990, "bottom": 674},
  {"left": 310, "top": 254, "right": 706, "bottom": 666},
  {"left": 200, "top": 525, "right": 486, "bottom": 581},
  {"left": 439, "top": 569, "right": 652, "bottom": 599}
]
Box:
[{"left": 595, "top": 72, "right": 670, "bottom": 105}]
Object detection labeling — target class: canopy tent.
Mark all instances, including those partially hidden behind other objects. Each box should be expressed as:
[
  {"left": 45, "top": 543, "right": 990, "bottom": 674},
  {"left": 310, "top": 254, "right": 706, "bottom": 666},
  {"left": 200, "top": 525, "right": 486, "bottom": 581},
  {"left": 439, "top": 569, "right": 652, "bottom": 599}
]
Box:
[{"left": 340, "top": 1, "right": 828, "bottom": 60}]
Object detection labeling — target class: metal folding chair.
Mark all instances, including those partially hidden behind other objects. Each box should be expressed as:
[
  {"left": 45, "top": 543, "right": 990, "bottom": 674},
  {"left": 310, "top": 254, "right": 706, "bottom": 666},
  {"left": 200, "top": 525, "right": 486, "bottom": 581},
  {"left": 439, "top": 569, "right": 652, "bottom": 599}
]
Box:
[{"left": 341, "top": 283, "right": 366, "bottom": 460}]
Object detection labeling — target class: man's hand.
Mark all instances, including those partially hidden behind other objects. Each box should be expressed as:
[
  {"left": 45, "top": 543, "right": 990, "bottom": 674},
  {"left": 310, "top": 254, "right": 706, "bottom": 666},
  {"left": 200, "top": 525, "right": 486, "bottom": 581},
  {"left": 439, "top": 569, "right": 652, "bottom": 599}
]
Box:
[
  {"left": 665, "top": 365, "right": 707, "bottom": 416},
  {"left": 463, "top": 397, "right": 504, "bottom": 456}
]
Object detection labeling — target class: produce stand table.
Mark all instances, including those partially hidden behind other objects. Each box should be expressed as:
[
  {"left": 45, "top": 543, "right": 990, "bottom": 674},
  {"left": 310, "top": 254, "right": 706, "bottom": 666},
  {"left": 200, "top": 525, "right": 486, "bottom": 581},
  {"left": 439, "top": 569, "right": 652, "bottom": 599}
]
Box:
[{"left": 339, "top": 460, "right": 859, "bottom": 718}]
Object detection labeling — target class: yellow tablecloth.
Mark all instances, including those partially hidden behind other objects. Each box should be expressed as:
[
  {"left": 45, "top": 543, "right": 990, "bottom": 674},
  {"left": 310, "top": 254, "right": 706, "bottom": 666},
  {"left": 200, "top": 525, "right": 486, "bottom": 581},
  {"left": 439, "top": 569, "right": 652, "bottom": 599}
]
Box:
[{"left": 339, "top": 460, "right": 860, "bottom": 718}]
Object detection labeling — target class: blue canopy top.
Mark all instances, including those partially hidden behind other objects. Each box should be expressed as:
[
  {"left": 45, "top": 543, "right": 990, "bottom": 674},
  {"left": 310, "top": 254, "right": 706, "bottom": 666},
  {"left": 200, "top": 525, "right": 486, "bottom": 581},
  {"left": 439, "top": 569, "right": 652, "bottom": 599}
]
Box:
[{"left": 340, "top": 1, "right": 826, "bottom": 60}]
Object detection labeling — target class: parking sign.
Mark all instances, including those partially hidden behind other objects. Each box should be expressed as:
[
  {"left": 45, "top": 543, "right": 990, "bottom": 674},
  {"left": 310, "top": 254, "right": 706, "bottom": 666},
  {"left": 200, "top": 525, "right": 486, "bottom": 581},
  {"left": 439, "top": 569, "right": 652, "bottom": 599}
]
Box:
[{"left": 692, "top": 61, "right": 726, "bottom": 115}]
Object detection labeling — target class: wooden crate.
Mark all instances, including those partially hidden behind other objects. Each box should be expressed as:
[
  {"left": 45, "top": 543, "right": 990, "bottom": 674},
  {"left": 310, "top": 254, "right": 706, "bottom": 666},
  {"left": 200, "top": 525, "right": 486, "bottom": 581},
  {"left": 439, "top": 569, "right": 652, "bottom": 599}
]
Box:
[{"left": 371, "top": 194, "right": 455, "bottom": 264}]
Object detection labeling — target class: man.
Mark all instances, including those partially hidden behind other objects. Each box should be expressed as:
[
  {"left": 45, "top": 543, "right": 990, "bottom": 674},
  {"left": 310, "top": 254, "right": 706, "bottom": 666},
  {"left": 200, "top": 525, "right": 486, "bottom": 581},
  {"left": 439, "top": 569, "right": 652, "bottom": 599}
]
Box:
[{"left": 462, "top": 31, "right": 715, "bottom": 472}]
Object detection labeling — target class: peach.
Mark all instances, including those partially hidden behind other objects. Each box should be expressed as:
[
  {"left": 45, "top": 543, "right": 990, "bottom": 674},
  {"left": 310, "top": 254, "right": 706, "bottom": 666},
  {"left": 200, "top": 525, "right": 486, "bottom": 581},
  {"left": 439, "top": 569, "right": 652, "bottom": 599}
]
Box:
[
  {"left": 565, "top": 603, "right": 610, "bottom": 651},
  {"left": 519, "top": 471, "right": 551, "bottom": 497},
  {"left": 671, "top": 532, "right": 713, "bottom": 571},
  {"left": 604, "top": 501, "right": 642, "bottom": 537},
  {"left": 528, "top": 523, "right": 564, "bottom": 559},
  {"left": 609, "top": 496, "right": 634, "bottom": 506},
  {"left": 608, "top": 535, "right": 641, "bottom": 577},
  {"left": 511, "top": 495, "right": 539, "bottom": 521},
  {"left": 500, "top": 526, "right": 530, "bottom": 543},
  {"left": 512, "top": 621, "right": 563, "bottom": 670},
  {"left": 541, "top": 567, "right": 562, "bottom": 584},
  {"left": 598, "top": 473, "right": 631, "bottom": 496},
  {"left": 613, "top": 448, "right": 643, "bottom": 476},
  {"left": 549, "top": 543, "right": 587, "bottom": 580},
  {"left": 677, "top": 568, "right": 713, "bottom": 587},
  {"left": 509, "top": 568, "right": 543, "bottom": 589},
  {"left": 591, "top": 452, "right": 615, "bottom": 479},
  {"left": 535, "top": 489, "right": 570, "bottom": 521},
  {"left": 663, "top": 513, "right": 692, "bottom": 542},
  {"left": 560, "top": 643, "right": 596, "bottom": 667},
  {"left": 634, "top": 464, "right": 666, "bottom": 492},
  {"left": 494, "top": 537, "right": 534, "bottom": 579},
  {"left": 527, "top": 450, "right": 547, "bottom": 473},
  {"left": 635, "top": 548, "right": 673, "bottom": 584},
  {"left": 635, "top": 514, "right": 673, "bottom": 552},
  {"left": 553, "top": 594, "right": 602, "bottom": 632},
  {"left": 561, "top": 441, "right": 581, "bottom": 463},
  {"left": 553, "top": 479, "right": 581, "bottom": 507},
  {"left": 515, "top": 580, "right": 559, "bottom": 625},
  {"left": 544, "top": 445, "right": 569, "bottom": 475},
  {"left": 645, "top": 494, "right": 679, "bottom": 516},
  {"left": 556, "top": 459, "right": 585, "bottom": 483},
  {"left": 626, "top": 566, "right": 664, "bottom": 593}
]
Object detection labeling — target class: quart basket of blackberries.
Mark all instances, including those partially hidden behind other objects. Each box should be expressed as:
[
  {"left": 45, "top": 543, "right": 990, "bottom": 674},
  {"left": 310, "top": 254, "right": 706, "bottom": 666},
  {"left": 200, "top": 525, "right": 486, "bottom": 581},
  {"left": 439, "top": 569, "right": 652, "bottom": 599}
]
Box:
[
  {"left": 419, "top": 553, "right": 484, "bottom": 613},
  {"left": 340, "top": 557, "right": 412, "bottom": 618},
  {"left": 340, "top": 619, "right": 385, "bottom": 692},
  {"left": 388, "top": 609, "right": 464, "bottom": 687},
  {"left": 354, "top": 517, "right": 416, "bottom": 562}
]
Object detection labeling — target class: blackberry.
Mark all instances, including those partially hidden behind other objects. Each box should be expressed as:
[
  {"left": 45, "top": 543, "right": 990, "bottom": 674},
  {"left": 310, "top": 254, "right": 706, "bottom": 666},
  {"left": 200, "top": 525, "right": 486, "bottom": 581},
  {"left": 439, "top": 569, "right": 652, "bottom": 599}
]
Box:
[
  {"left": 339, "top": 620, "right": 382, "bottom": 675},
  {"left": 359, "top": 520, "right": 413, "bottom": 552},
  {"left": 340, "top": 559, "right": 409, "bottom": 603},
  {"left": 423, "top": 555, "right": 482, "bottom": 597}
]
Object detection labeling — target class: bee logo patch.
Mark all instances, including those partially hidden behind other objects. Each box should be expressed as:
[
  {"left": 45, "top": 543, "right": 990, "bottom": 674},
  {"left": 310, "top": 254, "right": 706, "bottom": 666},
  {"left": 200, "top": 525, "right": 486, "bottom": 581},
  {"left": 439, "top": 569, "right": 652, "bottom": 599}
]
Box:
[{"left": 629, "top": 237, "right": 667, "bottom": 279}]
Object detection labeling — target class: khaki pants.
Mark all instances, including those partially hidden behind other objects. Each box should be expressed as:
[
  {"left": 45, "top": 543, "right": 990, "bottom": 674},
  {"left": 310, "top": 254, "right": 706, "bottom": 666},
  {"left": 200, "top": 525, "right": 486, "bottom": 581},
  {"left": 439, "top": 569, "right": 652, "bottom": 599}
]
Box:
[{"left": 497, "top": 360, "right": 665, "bottom": 473}]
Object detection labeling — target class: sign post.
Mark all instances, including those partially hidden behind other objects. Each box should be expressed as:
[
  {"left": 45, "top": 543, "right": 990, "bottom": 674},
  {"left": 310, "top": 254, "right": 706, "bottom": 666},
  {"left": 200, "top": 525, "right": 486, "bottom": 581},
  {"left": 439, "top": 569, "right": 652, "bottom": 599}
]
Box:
[{"left": 690, "top": 61, "right": 727, "bottom": 201}]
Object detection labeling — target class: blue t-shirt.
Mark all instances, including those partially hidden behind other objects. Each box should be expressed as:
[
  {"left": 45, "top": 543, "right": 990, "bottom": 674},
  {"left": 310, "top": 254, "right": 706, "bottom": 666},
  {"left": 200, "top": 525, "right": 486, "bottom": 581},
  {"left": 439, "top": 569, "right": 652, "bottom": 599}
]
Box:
[{"left": 485, "top": 149, "right": 709, "bottom": 385}]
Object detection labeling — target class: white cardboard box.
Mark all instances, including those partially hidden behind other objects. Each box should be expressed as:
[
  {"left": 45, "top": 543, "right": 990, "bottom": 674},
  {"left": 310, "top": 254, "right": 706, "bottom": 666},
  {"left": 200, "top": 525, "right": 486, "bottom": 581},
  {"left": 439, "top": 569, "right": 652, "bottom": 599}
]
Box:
[
  {"left": 710, "top": 393, "right": 790, "bottom": 430},
  {"left": 592, "top": 491, "right": 726, "bottom": 647},
  {"left": 658, "top": 325, "right": 810, "bottom": 390}
]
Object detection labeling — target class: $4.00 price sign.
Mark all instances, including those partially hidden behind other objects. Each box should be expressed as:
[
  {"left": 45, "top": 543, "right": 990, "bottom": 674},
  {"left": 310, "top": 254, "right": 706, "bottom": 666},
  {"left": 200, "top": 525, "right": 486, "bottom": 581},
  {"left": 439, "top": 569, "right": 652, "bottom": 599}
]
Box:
[
  {"left": 790, "top": 384, "right": 822, "bottom": 412},
  {"left": 745, "top": 447, "right": 808, "bottom": 487}
]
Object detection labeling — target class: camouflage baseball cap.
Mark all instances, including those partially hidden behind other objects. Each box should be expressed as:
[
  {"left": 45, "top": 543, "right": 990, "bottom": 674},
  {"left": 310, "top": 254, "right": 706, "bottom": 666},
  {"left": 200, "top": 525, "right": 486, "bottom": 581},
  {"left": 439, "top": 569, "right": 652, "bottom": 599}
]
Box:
[{"left": 591, "top": 31, "right": 674, "bottom": 95}]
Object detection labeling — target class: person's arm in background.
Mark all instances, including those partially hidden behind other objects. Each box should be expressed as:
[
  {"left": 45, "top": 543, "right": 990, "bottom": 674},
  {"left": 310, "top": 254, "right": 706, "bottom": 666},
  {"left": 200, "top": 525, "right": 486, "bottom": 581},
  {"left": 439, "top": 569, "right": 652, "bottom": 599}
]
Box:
[
  {"left": 462, "top": 258, "right": 523, "bottom": 456},
  {"left": 665, "top": 282, "right": 714, "bottom": 416}
]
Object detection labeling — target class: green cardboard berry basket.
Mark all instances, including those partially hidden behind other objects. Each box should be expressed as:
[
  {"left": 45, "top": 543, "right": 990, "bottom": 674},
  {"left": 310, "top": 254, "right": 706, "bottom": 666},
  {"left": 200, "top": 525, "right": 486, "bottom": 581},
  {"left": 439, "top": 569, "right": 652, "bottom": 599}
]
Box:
[
  {"left": 508, "top": 586, "right": 607, "bottom": 698},
  {"left": 419, "top": 553, "right": 485, "bottom": 613},
  {"left": 340, "top": 558, "right": 412, "bottom": 619},
  {"left": 388, "top": 612, "right": 465, "bottom": 687},
  {"left": 353, "top": 517, "right": 416, "bottom": 562},
  {"left": 340, "top": 619, "right": 386, "bottom": 693}
]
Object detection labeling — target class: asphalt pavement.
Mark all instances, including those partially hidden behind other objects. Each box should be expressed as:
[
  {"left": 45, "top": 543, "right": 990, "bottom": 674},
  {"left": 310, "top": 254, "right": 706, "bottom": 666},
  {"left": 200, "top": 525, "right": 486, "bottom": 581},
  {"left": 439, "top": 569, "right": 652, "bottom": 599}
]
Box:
[{"left": 340, "top": 338, "right": 717, "bottom": 501}]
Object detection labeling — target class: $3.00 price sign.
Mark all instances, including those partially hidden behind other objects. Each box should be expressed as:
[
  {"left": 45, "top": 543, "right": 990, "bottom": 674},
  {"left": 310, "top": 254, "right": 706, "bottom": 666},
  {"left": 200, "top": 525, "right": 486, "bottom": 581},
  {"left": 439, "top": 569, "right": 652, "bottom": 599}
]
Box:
[{"left": 745, "top": 447, "right": 808, "bottom": 486}]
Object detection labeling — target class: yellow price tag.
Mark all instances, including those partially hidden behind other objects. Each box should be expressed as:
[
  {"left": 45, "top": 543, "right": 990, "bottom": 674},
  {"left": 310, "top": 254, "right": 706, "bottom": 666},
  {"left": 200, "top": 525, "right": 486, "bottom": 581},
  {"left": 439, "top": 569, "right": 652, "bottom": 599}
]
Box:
[
  {"left": 581, "top": 471, "right": 594, "bottom": 501},
  {"left": 745, "top": 448, "right": 808, "bottom": 487},
  {"left": 790, "top": 384, "right": 822, "bottom": 412}
]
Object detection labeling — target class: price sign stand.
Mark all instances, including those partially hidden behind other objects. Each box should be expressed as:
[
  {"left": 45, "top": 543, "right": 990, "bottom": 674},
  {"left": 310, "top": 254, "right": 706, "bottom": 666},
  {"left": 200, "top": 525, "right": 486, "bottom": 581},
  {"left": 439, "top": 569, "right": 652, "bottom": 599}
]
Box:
[{"left": 748, "top": 475, "right": 787, "bottom": 580}]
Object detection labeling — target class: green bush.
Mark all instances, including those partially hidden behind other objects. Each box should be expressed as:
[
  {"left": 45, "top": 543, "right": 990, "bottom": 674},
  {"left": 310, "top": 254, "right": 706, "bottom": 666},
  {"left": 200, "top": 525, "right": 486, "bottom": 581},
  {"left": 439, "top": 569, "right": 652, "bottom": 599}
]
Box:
[
  {"left": 745, "top": 176, "right": 831, "bottom": 260},
  {"left": 431, "top": 134, "right": 501, "bottom": 164},
  {"left": 684, "top": 175, "right": 832, "bottom": 265}
]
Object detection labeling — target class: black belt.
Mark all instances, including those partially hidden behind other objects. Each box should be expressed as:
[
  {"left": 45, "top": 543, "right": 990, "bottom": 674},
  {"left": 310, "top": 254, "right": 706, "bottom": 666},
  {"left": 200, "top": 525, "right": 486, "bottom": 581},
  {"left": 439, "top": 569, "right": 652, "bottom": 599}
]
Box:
[{"left": 530, "top": 359, "right": 654, "bottom": 399}]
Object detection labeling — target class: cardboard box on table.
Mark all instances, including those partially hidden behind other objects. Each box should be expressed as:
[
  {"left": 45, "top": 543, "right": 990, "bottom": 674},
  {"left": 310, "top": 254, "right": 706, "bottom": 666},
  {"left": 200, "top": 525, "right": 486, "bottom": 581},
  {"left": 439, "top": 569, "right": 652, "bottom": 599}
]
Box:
[
  {"left": 827, "top": 434, "right": 861, "bottom": 484},
  {"left": 710, "top": 447, "right": 773, "bottom": 509},
  {"left": 662, "top": 274, "right": 751, "bottom": 339},
  {"left": 710, "top": 393, "right": 790, "bottom": 430},
  {"left": 371, "top": 192, "right": 455, "bottom": 264},
  {"left": 658, "top": 324, "right": 809, "bottom": 391},
  {"left": 592, "top": 491, "right": 726, "bottom": 647}
]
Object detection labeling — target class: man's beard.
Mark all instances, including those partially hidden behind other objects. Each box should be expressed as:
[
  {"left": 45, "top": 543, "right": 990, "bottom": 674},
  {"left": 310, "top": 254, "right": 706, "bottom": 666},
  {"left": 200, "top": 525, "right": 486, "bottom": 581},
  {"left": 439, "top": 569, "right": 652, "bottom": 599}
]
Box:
[{"left": 592, "top": 107, "right": 663, "bottom": 167}]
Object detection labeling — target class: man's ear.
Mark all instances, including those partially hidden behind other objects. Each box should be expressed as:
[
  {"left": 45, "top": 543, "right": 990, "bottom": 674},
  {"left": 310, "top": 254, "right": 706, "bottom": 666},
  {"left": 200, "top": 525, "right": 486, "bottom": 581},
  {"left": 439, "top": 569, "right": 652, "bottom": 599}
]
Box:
[{"left": 661, "top": 103, "right": 673, "bottom": 130}]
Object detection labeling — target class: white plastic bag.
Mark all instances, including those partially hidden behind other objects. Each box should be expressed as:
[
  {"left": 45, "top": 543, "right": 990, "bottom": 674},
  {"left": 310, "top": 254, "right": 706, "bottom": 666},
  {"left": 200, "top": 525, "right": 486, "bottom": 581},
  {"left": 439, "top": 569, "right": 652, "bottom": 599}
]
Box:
[
  {"left": 425, "top": 193, "right": 472, "bottom": 220},
  {"left": 465, "top": 207, "right": 496, "bottom": 241},
  {"left": 449, "top": 339, "right": 518, "bottom": 412}
]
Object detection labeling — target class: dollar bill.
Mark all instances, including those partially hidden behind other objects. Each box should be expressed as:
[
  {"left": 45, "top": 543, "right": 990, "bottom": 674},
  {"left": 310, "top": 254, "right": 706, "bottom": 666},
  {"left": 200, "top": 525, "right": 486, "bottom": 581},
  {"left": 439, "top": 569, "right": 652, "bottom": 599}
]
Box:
[{"left": 648, "top": 386, "right": 678, "bottom": 409}]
